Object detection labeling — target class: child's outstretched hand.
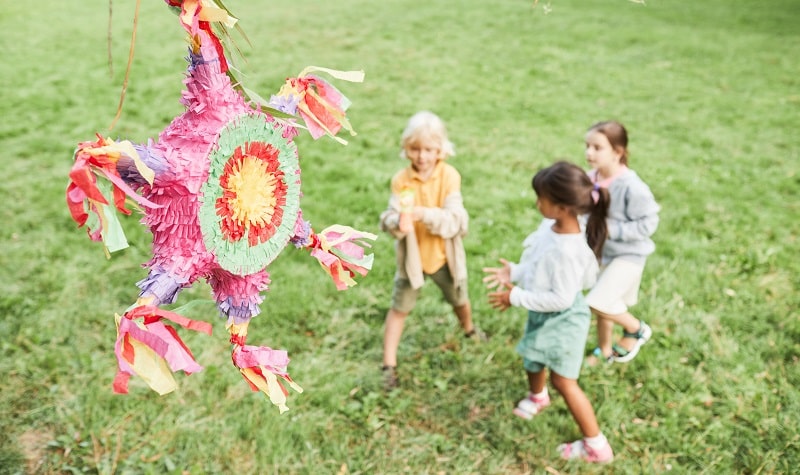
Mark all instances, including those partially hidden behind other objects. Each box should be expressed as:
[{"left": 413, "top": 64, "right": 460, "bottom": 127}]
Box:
[
  {"left": 482, "top": 259, "right": 512, "bottom": 290},
  {"left": 488, "top": 289, "right": 512, "bottom": 311},
  {"left": 484, "top": 259, "right": 513, "bottom": 311}
]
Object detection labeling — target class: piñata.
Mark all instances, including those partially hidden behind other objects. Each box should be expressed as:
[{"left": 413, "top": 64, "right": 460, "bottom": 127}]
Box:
[{"left": 66, "top": 0, "right": 374, "bottom": 413}]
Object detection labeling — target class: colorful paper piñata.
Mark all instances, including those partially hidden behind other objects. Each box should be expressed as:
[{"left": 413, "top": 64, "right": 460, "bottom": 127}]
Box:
[{"left": 66, "top": 0, "right": 374, "bottom": 413}]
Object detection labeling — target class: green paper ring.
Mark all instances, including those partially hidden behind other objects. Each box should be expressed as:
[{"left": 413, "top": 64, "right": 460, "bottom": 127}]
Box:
[{"left": 199, "top": 114, "right": 300, "bottom": 275}]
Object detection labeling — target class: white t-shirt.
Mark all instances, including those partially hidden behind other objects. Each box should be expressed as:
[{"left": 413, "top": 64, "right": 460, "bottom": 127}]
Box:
[{"left": 508, "top": 221, "right": 598, "bottom": 313}]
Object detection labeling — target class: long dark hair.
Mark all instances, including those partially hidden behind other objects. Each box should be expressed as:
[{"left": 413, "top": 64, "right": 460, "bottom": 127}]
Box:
[{"left": 532, "top": 161, "right": 609, "bottom": 259}]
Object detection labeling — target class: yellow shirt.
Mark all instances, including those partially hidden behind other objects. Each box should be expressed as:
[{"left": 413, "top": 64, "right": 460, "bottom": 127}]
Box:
[{"left": 390, "top": 161, "right": 461, "bottom": 274}]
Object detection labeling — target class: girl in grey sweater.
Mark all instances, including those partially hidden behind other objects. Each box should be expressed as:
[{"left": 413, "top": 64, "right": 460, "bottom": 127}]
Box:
[{"left": 584, "top": 121, "right": 660, "bottom": 364}]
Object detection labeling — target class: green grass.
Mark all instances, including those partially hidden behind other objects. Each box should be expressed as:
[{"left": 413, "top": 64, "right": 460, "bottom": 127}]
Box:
[{"left": 2, "top": 0, "right": 799, "bottom": 473}]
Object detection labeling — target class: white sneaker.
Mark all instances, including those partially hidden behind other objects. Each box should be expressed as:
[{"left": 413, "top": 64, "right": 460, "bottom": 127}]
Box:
[
  {"left": 558, "top": 438, "right": 614, "bottom": 463},
  {"left": 512, "top": 393, "right": 551, "bottom": 420}
]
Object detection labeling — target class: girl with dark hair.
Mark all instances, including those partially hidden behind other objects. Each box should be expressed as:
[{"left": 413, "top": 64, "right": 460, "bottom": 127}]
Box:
[{"left": 483, "top": 160, "right": 613, "bottom": 464}]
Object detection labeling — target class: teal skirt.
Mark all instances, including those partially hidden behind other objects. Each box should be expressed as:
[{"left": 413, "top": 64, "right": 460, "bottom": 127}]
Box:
[{"left": 515, "top": 293, "right": 590, "bottom": 380}]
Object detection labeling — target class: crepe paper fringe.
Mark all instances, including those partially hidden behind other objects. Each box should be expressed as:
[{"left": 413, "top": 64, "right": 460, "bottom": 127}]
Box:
[
  {"left": 136, "top": 268, "right": 190, "bottom": 306},
  {"left": 307, "top": 225, "right": 377, "bottom": 290},
  {"left": 216, "top": 143, "right": 287, "bottom": 245},
  {"left": 232, "top": 344, "right": 303, "bottom": 414},
  {"left": 227, "top": 321, "right": 249, "bottom": 346},
  {"left": 67, "top": 134, "right": 161, "bottom": 253},
  {"left": 166, "top": 0, "right": 263, "bottom": 112},
  {"left": 178, "top": 45, "right": 247, "bottom": 122},
  {"left": 199, "top": 113, "right": 302, "bottom": 275},
  {"left": 113, "top": 305, "right": 213, "bottom": 395},
  {"left": 227, "top": 321, "right": 302, "bottom": 413},
  {"left": 290, "top": 212, "right": 313, "bottom": 248},
  {"left": 268, "top": 67, "right": 364, "bottom": 144},
  {"left": 77, "top": 180, "right": 128, "bottom": 254},
  {"left": 168, "top": 0, "right": 237, "bottom": 71},
  {"left": 207, "top": 268, "right": 271, "bottom": 324},
  {"left": 120, "top": 141, "right": 169, "bottom": 187},
  {"left": 142, "top": 185, "right": 215, "bottom": 284}
]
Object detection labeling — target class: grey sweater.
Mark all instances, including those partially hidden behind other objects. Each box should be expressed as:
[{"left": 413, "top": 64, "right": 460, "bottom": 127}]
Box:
[{"left": 602, "top": 169, "right": 660, "bottom": 264}]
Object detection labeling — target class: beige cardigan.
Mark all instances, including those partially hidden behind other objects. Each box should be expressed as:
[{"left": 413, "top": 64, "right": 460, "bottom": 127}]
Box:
[{"left": 379, "top": 192, "right": 469, "bottom": 290}]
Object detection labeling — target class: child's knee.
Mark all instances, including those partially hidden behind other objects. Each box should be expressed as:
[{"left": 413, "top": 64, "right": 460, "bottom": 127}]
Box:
[{"left": 550, "top": 372, "right": 578, "bottom": 392}]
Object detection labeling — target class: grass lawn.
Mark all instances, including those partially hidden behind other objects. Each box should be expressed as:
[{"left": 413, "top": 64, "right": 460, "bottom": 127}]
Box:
[{"left": 1, "top": 0, "right": 798, "bottom": 473}]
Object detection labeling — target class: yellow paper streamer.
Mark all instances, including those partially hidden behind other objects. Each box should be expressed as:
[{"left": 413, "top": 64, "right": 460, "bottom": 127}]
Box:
[
  {"left": 199, "top": 0, "right": 238, "bottom": 28},
  {"left": 114, "top": 313, "right": 178, "bottom": 396},
  {"left": 127, "top": 338, "right": 179, "bottom": 395},
  {"left": 240, "top": 367, "right": 288, "bottom": 413},
  {"left": 297, "top": 66, "right": 365, "bottom": 84}
]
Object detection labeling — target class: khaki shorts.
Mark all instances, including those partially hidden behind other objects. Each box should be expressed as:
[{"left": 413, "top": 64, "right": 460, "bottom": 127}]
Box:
[
  {"left": 585, "top": 258, "right": 644, "bottom": 315},
  {"left": 391, "top": 265, "right": 469, "bottom": 313}
]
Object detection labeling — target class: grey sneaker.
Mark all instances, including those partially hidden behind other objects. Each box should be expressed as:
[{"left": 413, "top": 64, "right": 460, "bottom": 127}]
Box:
[
  {"left": 382, "top": 365, "right": 398, "bottom": 391},
  {"left": 465, "top": 328, "right": 488, "bottom": 342}
]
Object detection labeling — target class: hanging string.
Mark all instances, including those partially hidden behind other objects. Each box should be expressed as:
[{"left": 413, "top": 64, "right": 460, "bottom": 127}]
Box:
[
  {"left": 107, "top": 0, "right": 114, "bottom": 77},
  {"left": 109, "top": 0, "right": 141, "bottom": 131}
]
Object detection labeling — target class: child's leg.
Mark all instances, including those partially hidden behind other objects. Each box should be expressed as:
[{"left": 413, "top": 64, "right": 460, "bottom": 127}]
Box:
[
  {"left": 586, "top": 258, "right": 647, "bottom": 362},
  {"left": 593, "top": 309, "right": 616, "bottom": 361},
  {"left": 526, "top": 369, "right": 547, "bottom": 394},
  {"left": 384, "top": 276, "right": 419, "bottom": 368},
  {"left": 551, "top": 372, "right": 614, "bottom": 463},
  {"left": 513, "top": 368, "right": 550, "bottom": 419},
  {"left": 593, "top": 308, "right": 651, "bottom": 361},
  {"left": 550, "top": 372, "right": 600, "bottom": 437},
  {"left": 428, "top": 266, "right": 476, "bottom": 336},
  {"left": 454, "top": 302, "right": 474, "bottom": 334},
  {"left": 382, "top": 308, "right": 409, "bottom": 368},
  {"left": 611, "top": 310, "right": 644, "bottom": 350}
]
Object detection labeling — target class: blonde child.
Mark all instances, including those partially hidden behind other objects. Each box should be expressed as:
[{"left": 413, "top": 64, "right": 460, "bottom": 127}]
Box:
[
  {"left": 583, "top": 121, "right": 660, "bottom": 364},
  {"left": 379, "top": 111, "right": 479, "bottom": 390},
  {"left": 483, "top": 161, "right": 613, "bottom": 463}
]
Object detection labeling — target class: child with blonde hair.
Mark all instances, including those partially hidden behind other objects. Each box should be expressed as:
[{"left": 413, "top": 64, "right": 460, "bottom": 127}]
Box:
[
  {"left": 483, "top": 160, "right": 614, "bottom": 463},
  {"left": 583, "top": 120, "right": 660, "bottom": 364},
  {"left": 379, "top": 111, "right": 479, "bottom": 390}
]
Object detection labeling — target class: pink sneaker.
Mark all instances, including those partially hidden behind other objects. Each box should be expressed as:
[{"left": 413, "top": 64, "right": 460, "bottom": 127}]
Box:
[
  {"left": 512, "top": 393, "right": 551, "bottom": 420},
  {"left": 558, "top": 438, "right": 614, "bottom": 464}
]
